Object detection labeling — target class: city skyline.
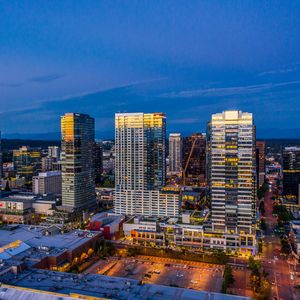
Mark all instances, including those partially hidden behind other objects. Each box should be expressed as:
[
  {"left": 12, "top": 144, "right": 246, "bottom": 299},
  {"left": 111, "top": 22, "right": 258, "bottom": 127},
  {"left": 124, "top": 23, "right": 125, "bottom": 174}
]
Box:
[{"left": 0, "top": 1, "right": 300, "bottom": 139}]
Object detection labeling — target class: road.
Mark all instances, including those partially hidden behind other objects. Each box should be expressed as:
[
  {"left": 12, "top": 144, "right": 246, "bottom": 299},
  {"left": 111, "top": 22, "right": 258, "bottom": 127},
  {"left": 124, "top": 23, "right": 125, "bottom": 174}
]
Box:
[{"left": 260, "top": 191, "right": 300, "bottom": 300}]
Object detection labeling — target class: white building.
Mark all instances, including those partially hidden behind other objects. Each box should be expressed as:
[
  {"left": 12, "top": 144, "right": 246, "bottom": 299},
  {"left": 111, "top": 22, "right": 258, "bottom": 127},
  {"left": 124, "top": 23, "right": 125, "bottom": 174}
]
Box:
[
  {"left": 114, "top": 189, "right": 181, "bottom": 217},
  {"left": 33, "top": 171, "right": 62, "bottom": 195},
  {"left": 207, "top": 110, "right": 256, "bottom": 253}
]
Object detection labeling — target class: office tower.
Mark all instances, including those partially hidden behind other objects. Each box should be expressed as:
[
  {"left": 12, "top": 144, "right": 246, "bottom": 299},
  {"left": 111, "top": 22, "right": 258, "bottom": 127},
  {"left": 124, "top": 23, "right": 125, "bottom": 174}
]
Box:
[
  {"left": 13, "top": 146, "right": 42, "bottom": 180},
  {"left": 115, "top": 112, "right": 166, "bottom": 190},
  {"left": 61, "top": 113, "right": 96, "bottom": 210},
  {"left": 169, "top": 133, "right": 182, "bottom": 174},
  {"left": 48, "top": 146, "right": 61, "bottom": 160},
  {"left": 41, "top": 156, "right": 55, "bottom": 172},
  {"left": 256, "top": 141, "right": 266, "bottom": 187},
  {"left": 182, "top": 133, "right": 206, "bottom": 186},
  {"left": 207, "top": 110, "right": 256, "bottom": 249},
  {"left": 33, "top": 171, "right": 62, "bottom": 195},
  {"left": 94, "top": 142, "right": 103, "bottom": 183},
  {"left": 114, "top": 113, "right": 180, "bottom": 217},
  {"left": 282, "top": 147, "right": 300, "bottom": 198}
]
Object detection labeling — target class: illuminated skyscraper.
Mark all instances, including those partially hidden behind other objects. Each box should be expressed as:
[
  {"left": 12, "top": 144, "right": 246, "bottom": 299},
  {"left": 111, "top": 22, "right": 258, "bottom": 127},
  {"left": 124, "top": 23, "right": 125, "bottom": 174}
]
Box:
[
  {"left": 114, "top": 113, "right": 180, "bottom": 217},
  {"left": 115, "top": 112, "right": 166, "bottom": 191},
  {"left": 207, "top": 110, "right": 256, "bottom": 251},
  {"left": 61, "top": 113, "right": 96, "bottom": 210},
  {"left": 282, "top": 147, "right": 300, "bottom": 199},
  {"left": 169, "top": 133, "right": 182, "bottom": 174},
  {"left": 13, "top": 146, "right": 42, "bottom": 180}
]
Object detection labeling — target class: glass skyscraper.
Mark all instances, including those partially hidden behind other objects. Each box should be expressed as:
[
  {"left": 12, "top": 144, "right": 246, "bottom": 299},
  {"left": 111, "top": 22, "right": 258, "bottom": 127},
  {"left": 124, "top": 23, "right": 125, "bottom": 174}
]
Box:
[
  {"left": 115, "top": 112, "right": 166, "bottom": 191},
  {"left": 207, "top": 110, "right": 256, "bottom": 251},
  {"left": 169, "top": 133, "right": 182, "bottom": 174},
  {"left": 114, "top": 113, "right": 180, "bottom": 217},
  {"left": 61, "top": 113, "right": 96, "bottom": 210}
]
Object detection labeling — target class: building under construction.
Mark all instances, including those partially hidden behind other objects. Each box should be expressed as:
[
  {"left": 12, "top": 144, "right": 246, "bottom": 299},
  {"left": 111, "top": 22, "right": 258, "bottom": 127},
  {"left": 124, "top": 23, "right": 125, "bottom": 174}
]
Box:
[{"left": 182, "top": 133, "right": 206, "bottom": 186}]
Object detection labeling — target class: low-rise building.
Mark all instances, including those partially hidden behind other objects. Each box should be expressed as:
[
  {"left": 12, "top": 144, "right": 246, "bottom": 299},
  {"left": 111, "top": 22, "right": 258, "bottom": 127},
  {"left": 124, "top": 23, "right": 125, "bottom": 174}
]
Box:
[
  {"left": 123, "top": 211, "right": 256, "bottom": 255},
  {"left": 0, "top": 193, "right": 57, "bottom": 224}
]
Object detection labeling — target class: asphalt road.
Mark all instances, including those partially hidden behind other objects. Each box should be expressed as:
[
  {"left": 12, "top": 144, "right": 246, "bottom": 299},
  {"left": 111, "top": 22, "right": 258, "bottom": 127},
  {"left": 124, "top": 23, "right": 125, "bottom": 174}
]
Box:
[{"left": 260, "top": 191, "right": 300, "bottom": 300}]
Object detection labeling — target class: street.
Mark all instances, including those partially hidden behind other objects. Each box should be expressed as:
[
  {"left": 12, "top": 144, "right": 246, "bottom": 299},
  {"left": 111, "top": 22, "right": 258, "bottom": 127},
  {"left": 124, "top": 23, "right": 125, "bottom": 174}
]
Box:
[{"left": 260, "top": 191, "right": 300, "bottom": 300}]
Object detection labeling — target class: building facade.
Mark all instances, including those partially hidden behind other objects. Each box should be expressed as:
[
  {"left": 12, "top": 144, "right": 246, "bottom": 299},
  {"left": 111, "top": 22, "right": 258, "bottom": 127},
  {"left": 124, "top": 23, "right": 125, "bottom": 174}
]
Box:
[
  {"left": 32, "top": 171, "right": 62, "bottom": 195},
  {"left": 13, "top": 146, "right": 42, "bottom": 180},
  {"left": 207, "top": 110, "right": 257, "bottom": 253},
  {"left": 282, "top": 147, "right": 300, "bottom": 199},
  {"left": 256, "top": 141, "right": 266, "bottom": 187},
  {"left": 182, "top": 133, "right": 206, "bottom": 186},
  {"left": 168, "top": 133, "right": 182, "bottom": 174},
  {"left": 94, "top": 142, "right": 103, "bottom": 183},
  {"left": 114, "top": 113, "right": 181, "bottom": 217},
  {"left": 115, "top": 112, "right": 166, "bottom": 190},
  {"left": 61, "top": 113, "right": 96, "bottom": 210},
  {"left": 114, "top": 189, "right": 181, "bottom": 217}
]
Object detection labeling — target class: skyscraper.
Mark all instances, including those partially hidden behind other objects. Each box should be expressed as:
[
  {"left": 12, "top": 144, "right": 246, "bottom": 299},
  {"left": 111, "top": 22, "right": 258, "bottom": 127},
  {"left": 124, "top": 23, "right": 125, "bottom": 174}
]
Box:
[
  {"left": 115, "top": 112, "right": 166, "bottom": 191},
  {"left": 114, "top": 113, "right": 180, "bottom": 217},
  {"left": 94, "top": 142, "right": 103, "bottom": 184},
  {"left": 207, "top": 110, "right": 256, "bottom": 251},
  {"left": 182, "top": 133, "right": 206, "bottom": 186},
  {"left": 61, "top": 113, "right": 96, "bottom": 210},
  {"left": 13, "top": 146, "right": 42, "bottom": 180},
  {"left": 256, "top": 141, "right": 266, "bottom": 187},
  {"left": 169, "top": 133, "right": 182, "bottom": 174},
  {"left": 282, "top": 147, "right": 300, "bottom": 199}
]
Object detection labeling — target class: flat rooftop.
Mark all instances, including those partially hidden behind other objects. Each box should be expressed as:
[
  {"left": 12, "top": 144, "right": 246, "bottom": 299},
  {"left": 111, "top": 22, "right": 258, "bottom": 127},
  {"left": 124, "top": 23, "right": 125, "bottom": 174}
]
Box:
[
  {"left": 0, "top": 225, "right": 99, "bottom": 251},
  {"left": 0, "top": 268, "right": 251, "bottom": 300}
]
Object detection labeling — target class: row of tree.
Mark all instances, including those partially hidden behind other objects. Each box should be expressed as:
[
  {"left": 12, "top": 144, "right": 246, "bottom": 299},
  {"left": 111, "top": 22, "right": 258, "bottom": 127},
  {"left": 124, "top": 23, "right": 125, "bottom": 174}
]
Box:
[{"left": 248, "top": 256, "right": 271, "bottom": 300}]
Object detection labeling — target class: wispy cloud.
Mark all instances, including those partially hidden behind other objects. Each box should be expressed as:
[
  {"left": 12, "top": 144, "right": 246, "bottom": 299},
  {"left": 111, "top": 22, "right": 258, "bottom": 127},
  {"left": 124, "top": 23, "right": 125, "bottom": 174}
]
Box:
[
  {"left": 0, "top": 82, "right": 23, "bottom": 88},
  {"left": 30, "top": 73, "right": 65, "bottom": 83},
  {"left": 258, "top": 62, "right": 300, "bottom": 76},
  {"left": 161, "top": 80, "right": 300, "bottom": 98}
]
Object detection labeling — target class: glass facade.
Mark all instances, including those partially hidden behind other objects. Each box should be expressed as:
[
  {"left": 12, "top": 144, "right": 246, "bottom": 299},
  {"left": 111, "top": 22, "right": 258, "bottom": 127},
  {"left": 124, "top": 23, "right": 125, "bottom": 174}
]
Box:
[
  {"left": 13, "top": 146, "right": 42, "bottom": 180},
  {"left": 61, "top": 113, "right": 96, "bottom": 210},
  {"left": 207, "top": 110, "right": 256, "bottom": 236}
]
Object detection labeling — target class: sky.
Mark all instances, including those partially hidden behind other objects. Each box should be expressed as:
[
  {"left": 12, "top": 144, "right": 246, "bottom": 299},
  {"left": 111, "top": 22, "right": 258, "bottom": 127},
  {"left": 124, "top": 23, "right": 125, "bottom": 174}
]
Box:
[{"left": 0, "top": 0, "right": 300, "bottom": 139}]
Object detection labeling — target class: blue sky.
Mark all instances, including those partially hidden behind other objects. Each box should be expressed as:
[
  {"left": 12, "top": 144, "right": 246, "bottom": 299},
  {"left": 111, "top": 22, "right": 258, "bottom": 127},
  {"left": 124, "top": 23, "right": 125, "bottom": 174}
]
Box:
[{"left": 0, "top": 1, "right": 299, "bottom": 139}]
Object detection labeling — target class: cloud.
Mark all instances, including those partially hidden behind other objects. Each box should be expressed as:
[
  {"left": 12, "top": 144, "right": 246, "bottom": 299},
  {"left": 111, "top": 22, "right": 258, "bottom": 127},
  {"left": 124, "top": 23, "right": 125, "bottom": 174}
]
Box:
[
  {"left": 161, "top": 80, "right": 300, "bottom": 98},
  {"left": 30, "top": 73, "right": 65, "bottom": 83},
  {"left": 0, "top": 82, "right": 23, "bottom": 88}
]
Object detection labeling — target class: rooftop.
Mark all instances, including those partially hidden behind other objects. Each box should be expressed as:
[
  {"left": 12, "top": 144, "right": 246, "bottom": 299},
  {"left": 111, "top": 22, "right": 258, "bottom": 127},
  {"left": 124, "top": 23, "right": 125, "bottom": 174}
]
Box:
[{"left": 0, "top": 269, "right": 251, "bottom": 300}]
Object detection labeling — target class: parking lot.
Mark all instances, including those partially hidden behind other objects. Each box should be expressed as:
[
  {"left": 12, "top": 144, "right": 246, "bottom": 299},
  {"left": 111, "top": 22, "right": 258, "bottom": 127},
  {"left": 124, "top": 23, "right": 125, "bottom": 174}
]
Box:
[{"left": 91, "top": 255, "right": 224, "bottom": 292}]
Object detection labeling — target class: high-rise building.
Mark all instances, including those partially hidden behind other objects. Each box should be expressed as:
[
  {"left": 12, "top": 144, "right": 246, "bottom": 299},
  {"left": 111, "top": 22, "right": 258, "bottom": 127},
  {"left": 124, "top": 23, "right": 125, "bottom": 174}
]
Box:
[
  {"left": 94, "top": 142, "right": 103, "bottom": 183},
  {"left": 33, "top": 171, "right": 62, "bottom": 195},
  {"left": 256, "top": 141, "right": 266, "bottom": 187},
  {"left": 207, "top": 110, "right": 256, "bottom": 252},
  {"left": 282, "top": 147, "right": 300, "bottom": 199},
  {"left": 115, "top": 112, "right": 166, "bottom": 191},
  {"left": 61, "top": 113, "right": 96, "bottom": 210},
  {"left": 169, "top": 133, "right": 182, "bottom": 174},
  {"left": 114, "top": 113, "right": 180, "bottom": 217},
  {"left": 13, "top": 146, "right": 42, "bottom": 180},
  {"left": 182, "top": 133, "right": 206, "bottom": 186},
  {"left": 48, "top": 146, "right": 61, "bottom": 160}
]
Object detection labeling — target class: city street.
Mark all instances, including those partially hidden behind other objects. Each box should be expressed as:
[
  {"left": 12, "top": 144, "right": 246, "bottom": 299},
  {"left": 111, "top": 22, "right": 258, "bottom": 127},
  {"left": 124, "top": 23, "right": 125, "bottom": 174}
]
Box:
[{"left": 260, "top": 191, "right": 300, "bottom": 300}]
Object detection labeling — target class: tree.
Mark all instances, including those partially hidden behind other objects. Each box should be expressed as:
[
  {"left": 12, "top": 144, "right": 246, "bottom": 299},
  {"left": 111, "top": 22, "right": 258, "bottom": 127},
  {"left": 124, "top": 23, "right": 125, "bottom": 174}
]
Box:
[
  {"left": 221, "top": 265, "right": 235, "bottom": 293},
  {"left": 4, "top": 181, "right": 11, "bottom": 192}
]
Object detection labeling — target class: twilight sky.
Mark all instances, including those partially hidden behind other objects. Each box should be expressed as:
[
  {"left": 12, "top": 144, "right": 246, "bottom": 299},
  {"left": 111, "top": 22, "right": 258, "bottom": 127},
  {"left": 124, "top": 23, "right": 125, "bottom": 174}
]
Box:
[{"left": 0, "top": 1, "right": 300, "bottom": 139}]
